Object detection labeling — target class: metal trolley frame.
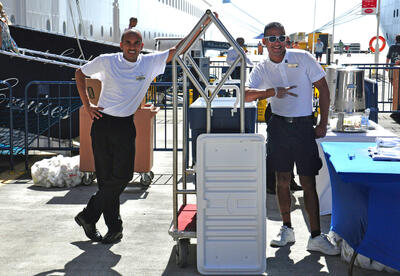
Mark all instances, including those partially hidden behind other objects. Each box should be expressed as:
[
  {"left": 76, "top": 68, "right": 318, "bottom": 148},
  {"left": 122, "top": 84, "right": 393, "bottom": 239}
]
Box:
[{"left": 167, "top": 10, "right": 248, "bottom": 267}]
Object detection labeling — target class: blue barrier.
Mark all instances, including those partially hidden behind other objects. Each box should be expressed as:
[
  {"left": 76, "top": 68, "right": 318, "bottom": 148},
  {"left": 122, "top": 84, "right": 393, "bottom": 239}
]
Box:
[
  {"left": 23, "top": 81, "right": 81, "bottom": 169},
  {"left": 0, "top": 80, "right": 19, "bottom": 170}
]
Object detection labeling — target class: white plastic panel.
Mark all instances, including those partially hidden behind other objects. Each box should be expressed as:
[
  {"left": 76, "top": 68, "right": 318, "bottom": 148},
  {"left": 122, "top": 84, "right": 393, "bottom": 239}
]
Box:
[{"left": 196, "top": 134, "right": 266, "bottom": 275}]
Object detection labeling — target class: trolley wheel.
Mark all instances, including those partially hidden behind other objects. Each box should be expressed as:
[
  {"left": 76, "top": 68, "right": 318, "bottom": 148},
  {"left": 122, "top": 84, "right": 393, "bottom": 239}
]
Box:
[
  {"left": 175, "top": 238, "right": 190, "bottom": 268},
  {"left": 140, "top": 172, "right": 152, "bottom": 186},
  {"left": 149, "top": 171, "right": 154, "bottom": 180},
  {"left": 82, "top": 172, "right": 95, "bottom": 185}
]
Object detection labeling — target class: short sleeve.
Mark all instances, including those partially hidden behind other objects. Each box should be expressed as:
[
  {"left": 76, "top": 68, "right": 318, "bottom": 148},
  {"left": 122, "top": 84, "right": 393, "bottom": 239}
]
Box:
[
  {"left": 303, "top": 51, "right": 326, "bottom": 83},
  {"left": 387, "top": 46, "right": 393, "bottom": 59},
  {"left": 147, "top": 50, "right": 169, "bottom": 80},
  {"left": 226, "top": 48, "right": 236, "bottom": 65},
  {"left": 81, "top": 55, "right": 106, "bottom": 77},
  {"left": 247, "top": 64, "right": 270, "bottom": 89}
]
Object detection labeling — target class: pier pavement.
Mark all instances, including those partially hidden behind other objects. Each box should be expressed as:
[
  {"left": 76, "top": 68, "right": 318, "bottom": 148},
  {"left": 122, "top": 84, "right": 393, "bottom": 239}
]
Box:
[{"left": 0, "top": 114, "right": 399, "bottom": 276}]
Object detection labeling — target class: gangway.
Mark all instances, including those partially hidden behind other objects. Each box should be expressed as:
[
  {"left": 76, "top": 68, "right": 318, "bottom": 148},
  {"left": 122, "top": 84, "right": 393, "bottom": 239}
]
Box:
[{"left": 0, "top": 48, "right": 87, "bottom": 69}]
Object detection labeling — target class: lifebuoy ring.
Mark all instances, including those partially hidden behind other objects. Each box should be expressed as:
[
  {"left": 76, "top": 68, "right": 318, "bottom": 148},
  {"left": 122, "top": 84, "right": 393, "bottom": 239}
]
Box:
[{"left": 369, "top": 36, "right": 386, "bottom": 52}]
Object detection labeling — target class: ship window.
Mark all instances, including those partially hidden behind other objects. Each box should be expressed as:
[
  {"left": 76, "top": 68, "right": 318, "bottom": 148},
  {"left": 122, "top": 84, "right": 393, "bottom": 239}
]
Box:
[
  {"left": 394, "top": 10, "right": 396, "bottom": 17},
  {"left": 110, "top": 27, "right": 112, "bottom": 37},
  {"left": 148, "top": 31, "right": 151, "bottom": 39},
  {"left": 101, "top": 26, "right": 104, "bottom": 37},
  {"left": 10, "top": 15, "right": 15, "bottom": 24},
  {"left": 63, "top": 22, "right": 66, "bottom": 34},
  {"left": 46, "top": 19, "right": 51, "bottom": 31},
  {"left": 79, "top": 23, "right": 82, "bottom": 35},
  {"left": 154, "top": 32, "right": 156, "bottom": 37},
  {"left": 143, "top": 31, "right": 146, "bottom": 39},
  {"left": 397, "top": 9, "right": 399, "bottom": 17},
  {"left": 90, "top": 25, "right": 93, "bottom": 36}
]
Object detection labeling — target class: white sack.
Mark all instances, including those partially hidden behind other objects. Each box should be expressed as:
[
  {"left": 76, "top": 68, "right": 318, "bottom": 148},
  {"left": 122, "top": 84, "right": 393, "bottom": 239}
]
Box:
[{"left": 31, "top": 155, "right": 82, "bottom": 188}]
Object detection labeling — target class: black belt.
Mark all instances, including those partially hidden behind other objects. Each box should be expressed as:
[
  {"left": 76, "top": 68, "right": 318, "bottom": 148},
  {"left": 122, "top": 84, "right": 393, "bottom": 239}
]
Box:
[
  {"left": 272, "top": 114, "right": 313, "bottom": 123},
  {"left": 99, "top": 112, "right": 134, "bottom": 120}
]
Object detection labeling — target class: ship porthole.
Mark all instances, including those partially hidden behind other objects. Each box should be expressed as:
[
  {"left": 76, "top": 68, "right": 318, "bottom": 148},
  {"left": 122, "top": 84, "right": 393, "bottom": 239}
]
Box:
[
  {"left": 101, "top": 26, "right": 104, "bottom": 37},
  {"left": 90, "top": 25, "right": 93, "bottom": 36},
  {"left": 46, "top": 19, "right": 51, "bottom": 31},
  {"left": 63, "top": 21, "right": 66, "bottom": 34},
  {"left": 78, "top": 23, "right": 82, "bottom": 35},
  {"left": 110, "top": 27, "right": 112, "bottom": 37}
]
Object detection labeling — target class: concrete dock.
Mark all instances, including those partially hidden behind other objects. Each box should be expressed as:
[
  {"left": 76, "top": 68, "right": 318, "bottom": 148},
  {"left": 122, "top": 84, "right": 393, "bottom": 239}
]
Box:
[{"left": 0, "top": 114, "right": 399, "bottom": 276}]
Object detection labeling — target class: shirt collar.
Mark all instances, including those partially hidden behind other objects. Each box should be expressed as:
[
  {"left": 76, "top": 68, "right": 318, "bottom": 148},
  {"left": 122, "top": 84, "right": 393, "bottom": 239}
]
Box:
[{"left": 266, "top": 50, "right": 289, "bottom": 66}]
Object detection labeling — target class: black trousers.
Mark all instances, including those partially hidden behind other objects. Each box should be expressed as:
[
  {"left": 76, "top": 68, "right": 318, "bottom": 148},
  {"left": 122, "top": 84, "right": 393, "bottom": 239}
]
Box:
[
  {"left": 83, "top": 113, "right": 136, "bottom": 231},
  {"left": 231, "top": 66, "right": 241, "bottom": 79},
  {"left": 264, "top": 104, "right": 295, "bottom": 191}
]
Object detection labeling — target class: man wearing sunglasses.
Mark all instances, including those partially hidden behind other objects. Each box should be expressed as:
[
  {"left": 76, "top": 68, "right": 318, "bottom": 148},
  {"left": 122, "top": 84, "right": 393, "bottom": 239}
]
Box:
[{"left": 245, "top": 22, "right": 339, "bottom": 255}]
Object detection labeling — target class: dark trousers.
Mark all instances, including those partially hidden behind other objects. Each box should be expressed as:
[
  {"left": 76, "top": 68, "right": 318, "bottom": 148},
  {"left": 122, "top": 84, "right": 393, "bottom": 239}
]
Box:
[
  {"left": 264, "top": 104, "right": 275, "bottom": 191},
  {"left": 83, "top": 113, "right": 136, "bottom": 231},
  {"left": 231, "top": 66, "right": 241, "bottom": 79},
  {"left": 264, "top": 104, "right": 295, "bottom": 191}
]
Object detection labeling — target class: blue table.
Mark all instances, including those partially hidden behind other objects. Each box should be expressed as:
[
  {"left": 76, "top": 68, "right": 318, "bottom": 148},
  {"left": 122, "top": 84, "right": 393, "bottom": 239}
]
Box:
[{"left": 321, "top": 142, "right": 400, "bottom": 271}]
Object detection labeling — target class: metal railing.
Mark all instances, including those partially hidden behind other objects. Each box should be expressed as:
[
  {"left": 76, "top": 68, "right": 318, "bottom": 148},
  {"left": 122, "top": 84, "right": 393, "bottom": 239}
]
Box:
[
  {"left": 0, "top": 80, "right": 19, "bottom": 170},
  {"left": 24, "top": 81, "right": 81, "bottom": 169}
]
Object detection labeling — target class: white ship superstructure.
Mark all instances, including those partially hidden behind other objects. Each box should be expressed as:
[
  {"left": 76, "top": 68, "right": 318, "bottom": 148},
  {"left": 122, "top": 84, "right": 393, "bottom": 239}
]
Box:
[{"left": 1, "top": 0, "right": 212, "bottom": 50}]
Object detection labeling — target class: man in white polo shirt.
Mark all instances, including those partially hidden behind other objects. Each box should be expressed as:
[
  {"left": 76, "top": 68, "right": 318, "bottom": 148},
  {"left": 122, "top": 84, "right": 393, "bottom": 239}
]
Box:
[
  {"left": 245, "top": 22, "right": 339, "bottom": 255},
  {"left": 74, "top": 25, "right": 209, "bottom": 243}
]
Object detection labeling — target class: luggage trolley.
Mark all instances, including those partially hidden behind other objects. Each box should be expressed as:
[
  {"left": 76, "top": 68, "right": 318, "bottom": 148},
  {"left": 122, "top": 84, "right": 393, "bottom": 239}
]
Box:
[{"left": 167, "top": 10, "right": 250, "bottom": 268}]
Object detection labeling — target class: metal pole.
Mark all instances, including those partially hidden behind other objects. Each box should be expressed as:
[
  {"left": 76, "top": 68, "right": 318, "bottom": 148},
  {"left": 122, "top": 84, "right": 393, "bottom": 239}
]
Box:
[
  {"left": 374, "top": 0, "right": 381, "bottom": 64},
  {"left": 172, "top": 58, "right": 178, "bottom": 230},
  {"left": 311, "top": 0, "right": 317, "bottom": 55},
  {"left": 330, "top": 0, "right": 336, "bottom": 63}
]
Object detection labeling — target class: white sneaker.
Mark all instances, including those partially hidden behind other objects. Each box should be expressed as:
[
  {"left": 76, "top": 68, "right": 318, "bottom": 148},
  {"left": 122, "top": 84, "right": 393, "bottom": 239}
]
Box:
[
  {"left": 270, "top": 226, "right": 295, "bottom": 247},
  {"left": 307, "top": 233, "right": 340, "bottom": 255}
]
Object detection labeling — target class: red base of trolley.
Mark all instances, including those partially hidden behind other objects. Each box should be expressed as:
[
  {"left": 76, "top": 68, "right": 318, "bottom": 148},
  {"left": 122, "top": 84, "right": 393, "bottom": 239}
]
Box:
[{"left": 177, "top": 204, "right": 197, "bottom": 232}]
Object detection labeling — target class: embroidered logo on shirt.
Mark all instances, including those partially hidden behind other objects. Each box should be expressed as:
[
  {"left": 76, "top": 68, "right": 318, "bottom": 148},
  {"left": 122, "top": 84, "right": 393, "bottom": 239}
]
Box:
[
  {"left": 136, "top": 75, "right": 146, "bottom": 80},
  {"left": 287, "top": 63, "right": 298, "bottom": 68}
]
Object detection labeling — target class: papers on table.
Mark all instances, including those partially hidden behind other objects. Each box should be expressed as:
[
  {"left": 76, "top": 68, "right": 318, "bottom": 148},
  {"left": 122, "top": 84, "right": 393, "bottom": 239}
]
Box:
[{"left": 369, "top": 137, "right": 400, "bottom": 161}]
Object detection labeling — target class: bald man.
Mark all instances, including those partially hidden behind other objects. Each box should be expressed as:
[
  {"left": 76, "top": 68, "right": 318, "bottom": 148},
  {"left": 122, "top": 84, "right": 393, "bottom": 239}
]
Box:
[{"left": 74, "top": 27, "right": 209, "bottom": 244}]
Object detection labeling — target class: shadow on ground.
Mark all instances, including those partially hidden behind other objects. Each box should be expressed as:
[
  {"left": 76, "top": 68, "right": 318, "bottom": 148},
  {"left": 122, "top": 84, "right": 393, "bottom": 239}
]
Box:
[
  {"left": 33, "top": 241, "right": 122, "bottom": 276},
  {"left": 27, "top": 181, "right": 150, "bottom": 205}
]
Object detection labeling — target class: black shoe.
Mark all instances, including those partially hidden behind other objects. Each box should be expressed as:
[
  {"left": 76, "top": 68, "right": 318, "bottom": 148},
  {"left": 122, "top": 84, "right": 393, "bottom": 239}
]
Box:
[
  {"left": 74, "top": 211, "right": 103, "bottom": 242},
  {"left": 267, "top": 187, "right": 276, "bottom": 194},
  {"left": 102, "top": 230, "right": 123, "bottom": 244},
  {"left": 290, "top": 179, "right": 302, "bottom": 191}
]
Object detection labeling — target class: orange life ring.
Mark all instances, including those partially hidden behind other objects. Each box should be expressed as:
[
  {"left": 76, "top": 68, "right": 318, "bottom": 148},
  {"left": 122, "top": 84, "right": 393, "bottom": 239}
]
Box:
[{"left": 369, "top": 36, "right": 386, "bottom": 52}]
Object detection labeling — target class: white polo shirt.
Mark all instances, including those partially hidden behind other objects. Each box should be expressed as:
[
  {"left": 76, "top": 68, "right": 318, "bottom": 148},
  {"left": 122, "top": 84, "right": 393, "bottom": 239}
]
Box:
[
  {"left": 81, "top": 50, "right": 169, "bottom": 117},
  {"left": 247, "top": 49, "right": 325, "bottom": 117}
]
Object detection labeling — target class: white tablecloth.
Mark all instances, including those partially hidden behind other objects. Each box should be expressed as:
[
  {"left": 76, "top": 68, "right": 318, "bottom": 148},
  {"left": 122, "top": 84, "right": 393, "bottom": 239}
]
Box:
[{"left": 316, "top": 121, "right": 398, "bottom": 215}]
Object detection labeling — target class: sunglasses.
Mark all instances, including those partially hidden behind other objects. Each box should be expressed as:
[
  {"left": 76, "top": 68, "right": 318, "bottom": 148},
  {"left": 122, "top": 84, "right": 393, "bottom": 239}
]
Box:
[{"left": 264, "top": 35, "right": 286, "bottom": 43}]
